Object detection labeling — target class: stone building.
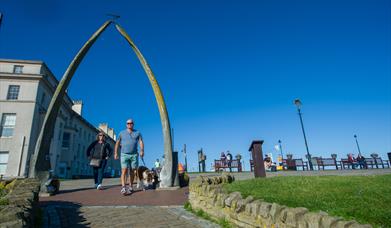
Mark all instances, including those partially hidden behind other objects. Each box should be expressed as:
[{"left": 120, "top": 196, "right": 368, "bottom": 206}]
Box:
[{"left": 0, "top": 59, "right": 120, "bottom": 178}]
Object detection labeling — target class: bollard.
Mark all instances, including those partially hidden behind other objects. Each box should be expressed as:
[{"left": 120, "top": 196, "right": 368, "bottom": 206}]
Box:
[{"left": 249, "top": 140, "right": 266, "bottom": 178}]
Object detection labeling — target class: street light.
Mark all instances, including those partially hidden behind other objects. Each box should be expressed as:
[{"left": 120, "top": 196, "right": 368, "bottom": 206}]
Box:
[
  {"left": 354, "top": 135, "right": 362, "bottom": 156},
  {"left": 182, "top": 144, "right": 188, "bottom": 171},
  {"left": 278, "top": 140, "right": 284, "bottom": 160},
  {"left": 294, "top": 98, "right": 313, "bottom": 170}
]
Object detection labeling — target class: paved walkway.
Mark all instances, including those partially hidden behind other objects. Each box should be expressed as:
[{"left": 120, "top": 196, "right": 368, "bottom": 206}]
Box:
[
  {"left": 40, "top": 169, "right": 391, "bottom": 227},
  {"left": 43, "top": 205, "right": 219, "bottom": 228},
  {"left": 40, "top": 185, "right": 189, "bottom": 206}
]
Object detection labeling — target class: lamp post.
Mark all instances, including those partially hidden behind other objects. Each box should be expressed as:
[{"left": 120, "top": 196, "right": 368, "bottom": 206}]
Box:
[
  {"left": 354, "top": 135, "right": 362, "bottom": 156},
  {"left": 278, "top": 140, "right": 284, "bottom": 160},
  {"left": 182, "top": 144, "right": 188, "bottom": 171},
  {"left": 294, "top": 99, "right": 313, "bottom": 170}
]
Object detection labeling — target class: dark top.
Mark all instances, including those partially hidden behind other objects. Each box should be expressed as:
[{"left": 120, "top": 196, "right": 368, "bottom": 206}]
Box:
[{"left": 86, "top": 140, "right": 112, "bottom": 159}]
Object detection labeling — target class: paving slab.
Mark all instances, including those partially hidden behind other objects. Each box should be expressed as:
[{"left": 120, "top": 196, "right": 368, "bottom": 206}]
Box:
[
  {"left": 40, "top": 185, "right": 189, "bottom": 206},
  {"left": 42, "top": 205, "right": 219, "bottom": 228}
]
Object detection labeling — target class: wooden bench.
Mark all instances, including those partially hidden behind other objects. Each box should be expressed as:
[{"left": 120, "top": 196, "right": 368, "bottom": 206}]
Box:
[
  {"left": 375, "top": 158, "right": 390, "bottom": 168},
  {"left": 282, "top": 159, "right": 308, "bottom": 170},
  {"left": 364, "top": 158, "right": 376, "bottom": 168},
  {"left": 215, "top": 159, "right": 242, "bottom": 172},
  {"left": 340, "top": 159, "right": 359, "bottom": 169},
  {"left": 293, "top": 159, "right": 308, "bottom": 171},
  {"left": 316, "top": 158, "right": 338, "bottom": 170}
]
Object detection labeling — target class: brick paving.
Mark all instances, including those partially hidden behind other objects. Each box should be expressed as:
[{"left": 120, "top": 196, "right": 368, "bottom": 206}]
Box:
[
  {"left": 40, "top": 181, "right": 218, "bottom": 227},
  {"left": 40, "top": 185, "right": 189, "bottom": 206},
  {"left": 43, "top": 205, "right": 219, "bottom": 228}
]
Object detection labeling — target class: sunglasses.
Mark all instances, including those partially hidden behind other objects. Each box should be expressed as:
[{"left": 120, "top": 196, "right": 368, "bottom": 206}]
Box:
[
  {"left": 98, "top": 134, "right": 104, "bottom": 136},
  {"left": 127, "top": 122, "right": 134, "bottom": 125}
]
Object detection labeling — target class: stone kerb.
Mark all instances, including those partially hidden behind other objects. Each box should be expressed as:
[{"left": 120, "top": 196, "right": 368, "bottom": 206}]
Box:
[
  {"left": 0, "top": 178, "right": 41, "bottom": 227},
  {"left": 189, "top": 174, "right": 372, "bottom": 228}
]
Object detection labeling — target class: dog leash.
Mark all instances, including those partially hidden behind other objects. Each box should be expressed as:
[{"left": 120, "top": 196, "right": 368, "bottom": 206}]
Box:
[{"left": 141, "top": 157, "right": 146, "bottom": 166}]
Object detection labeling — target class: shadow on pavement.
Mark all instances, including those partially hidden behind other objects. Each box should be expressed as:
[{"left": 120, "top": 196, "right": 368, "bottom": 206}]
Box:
[{"left": 41, "top": 201, "right": 89, "bottom": 227}]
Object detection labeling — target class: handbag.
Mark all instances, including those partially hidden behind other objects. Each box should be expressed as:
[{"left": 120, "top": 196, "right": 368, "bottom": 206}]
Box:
[
  {"left": 89, "top": 142, "right": 105, "bottom": 167},
  {"left": 90, "top": 158, "right": 102, "bottom": 167}
]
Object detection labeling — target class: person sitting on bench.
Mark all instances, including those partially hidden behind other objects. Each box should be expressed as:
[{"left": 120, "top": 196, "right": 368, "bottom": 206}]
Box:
[
  {"left": 348, "top": 153, "right": 359, "bottom": 169},
  {"left": 356, "top": 154, "right": 367, "bottom": 169}
]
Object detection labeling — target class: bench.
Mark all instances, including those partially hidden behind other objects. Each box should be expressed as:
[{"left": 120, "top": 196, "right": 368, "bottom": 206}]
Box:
[
  {"left": 364, "top": 158, "right": 376, "bottom": 168},
  {"left": 375, "top": 158, "right": 390, "bottom": 168},
  {"left": 282, "top": 159, "right": 308, "bottom": 171},
  {"left": 215, "top": 159, "right": 242, "bottom": 172},
  {"left": 316, "top": 158, "right": 338, "bottom": 170},
  {"left": 340, "top": 159, "right": 361, "bottom": 169},
  {"left": 293, "top": 159, "right": 309, "bottom": 171}
]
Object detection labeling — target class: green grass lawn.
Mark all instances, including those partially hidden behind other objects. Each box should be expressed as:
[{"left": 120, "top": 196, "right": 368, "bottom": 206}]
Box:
[{"left": 223, "top": 174, "right": 391, "bottom": 227}]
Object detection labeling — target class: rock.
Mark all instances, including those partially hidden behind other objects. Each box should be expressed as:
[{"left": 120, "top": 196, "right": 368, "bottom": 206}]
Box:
[
  {"left": 304, "top": 212, "right": 324, "bottom": 228},
  {"left": 248, "top": 200, "right": 263, "bottom": 217},
  {"left": 321, "top": 215, "right": 342, "bottom": 227},
  {"left": 284, "top": 207, "right": 308, "bottom": 227},
  {"left": 333, "top": 220, "right": 357, "bottom": 228},
  {"left": 217, "top": 193, "right": 230, "bottom": 207},
  {"left": 258, "top": 202, "right": 273, "bottom": 218},
  {"left": 234, "top": 196, "right": 254, "bottom": 213},
  {"left": 224, "top": 192, "right": 242, "bottom": 208},
  {"left": 270, "top": 203, "right": 287, "bottom": 223}
]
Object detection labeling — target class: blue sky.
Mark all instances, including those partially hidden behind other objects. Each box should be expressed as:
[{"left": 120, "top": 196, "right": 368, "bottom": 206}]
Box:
[{"left": 1, "top": 0, "right": 390, "bottom": 171}]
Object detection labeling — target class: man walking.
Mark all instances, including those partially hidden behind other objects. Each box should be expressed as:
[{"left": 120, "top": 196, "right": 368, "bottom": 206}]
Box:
[{"left": 115, "top": 119, "right": 144, "bottom": 195}]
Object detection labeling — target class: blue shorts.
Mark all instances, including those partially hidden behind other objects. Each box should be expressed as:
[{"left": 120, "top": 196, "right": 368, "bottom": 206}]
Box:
[{"left": 121, "top": 153, "right": 138, "bottom": 169}]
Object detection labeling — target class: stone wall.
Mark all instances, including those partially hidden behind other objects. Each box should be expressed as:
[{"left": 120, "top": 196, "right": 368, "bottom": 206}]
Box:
[
  {"left": 0, "top": 178, "right": 41, "bottom": 227},
  {"left": 189, "top": 175, "right": 372, "bottom": 228}
]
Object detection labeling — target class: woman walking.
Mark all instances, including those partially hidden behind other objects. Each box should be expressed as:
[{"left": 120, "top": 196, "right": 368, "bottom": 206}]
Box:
[{"left": 86, "top": 131, "right": 112, "bottom": 190}]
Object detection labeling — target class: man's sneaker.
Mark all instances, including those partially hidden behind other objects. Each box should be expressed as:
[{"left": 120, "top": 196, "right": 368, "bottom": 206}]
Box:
[
  {"left": 126, "top": 187, "right": 133, "bottom": 195},
  {"left": 120, "top": 186, "right": 127, "bottom": 195},
  {"left": 97, "top": 184, "right": 103, "bottom": 190}
]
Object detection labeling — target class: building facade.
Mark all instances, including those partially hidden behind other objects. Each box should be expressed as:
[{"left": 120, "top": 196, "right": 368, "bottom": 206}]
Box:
[{"left": 0, "top": 59, "right": 120, "bottom": 178}]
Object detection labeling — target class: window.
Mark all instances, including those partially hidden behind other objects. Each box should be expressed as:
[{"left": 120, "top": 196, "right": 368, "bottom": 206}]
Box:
[
  {"left": 7, "top": 85, "right": 20, "bottom": 100},
  {"left": 0, "top": 151, "right": 9, "bottom": 175},
  {"left": 0, "top": 114, "right": 16, "bottom": 137},
  {"left": 13, "top": 65, "right": 23, "bottom": 74},
  {"left": 62, "top": 132, "right": 71, "bottom": 148}
]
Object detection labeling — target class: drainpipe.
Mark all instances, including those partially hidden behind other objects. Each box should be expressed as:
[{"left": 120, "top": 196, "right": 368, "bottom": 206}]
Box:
[{"left": 18, "top": 136, "right": 26, "bottom": 176}]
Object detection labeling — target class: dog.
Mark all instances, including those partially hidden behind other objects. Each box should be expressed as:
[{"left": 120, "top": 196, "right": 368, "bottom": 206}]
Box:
[{"left": 135, "top": 166, "right": 159, "bottom": 190}]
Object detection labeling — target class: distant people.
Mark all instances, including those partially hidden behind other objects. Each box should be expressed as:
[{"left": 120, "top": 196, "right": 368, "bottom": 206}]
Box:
[
  {"left": 264, "top": 155, "right": 276, "bottom": 171},
  {"left": 263, "top": 155, "right": 273, "bottom": 171},
  {"left": 226, "top": 151, "right": 233, "bottom": 172},
  {"left": 86, "top": 131, "right": 112, "bottom": 190},
  {"left": 220, "top": 152, "right": 226, "bottom": 161},
  {"left": 347, "top": 153, "right": 358, "bottom": 169},
  {"left": 114, "top": 119, "right": 144, "bottom": 195},
  {"left": 356, "top": 154, "right": 367, "bottom": 169},
  {"left": 154, "top": 159, "right": 161, "bottom": 174},
  {"left": 220, "top": 152, "right": 227, "bottom": 171}
]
